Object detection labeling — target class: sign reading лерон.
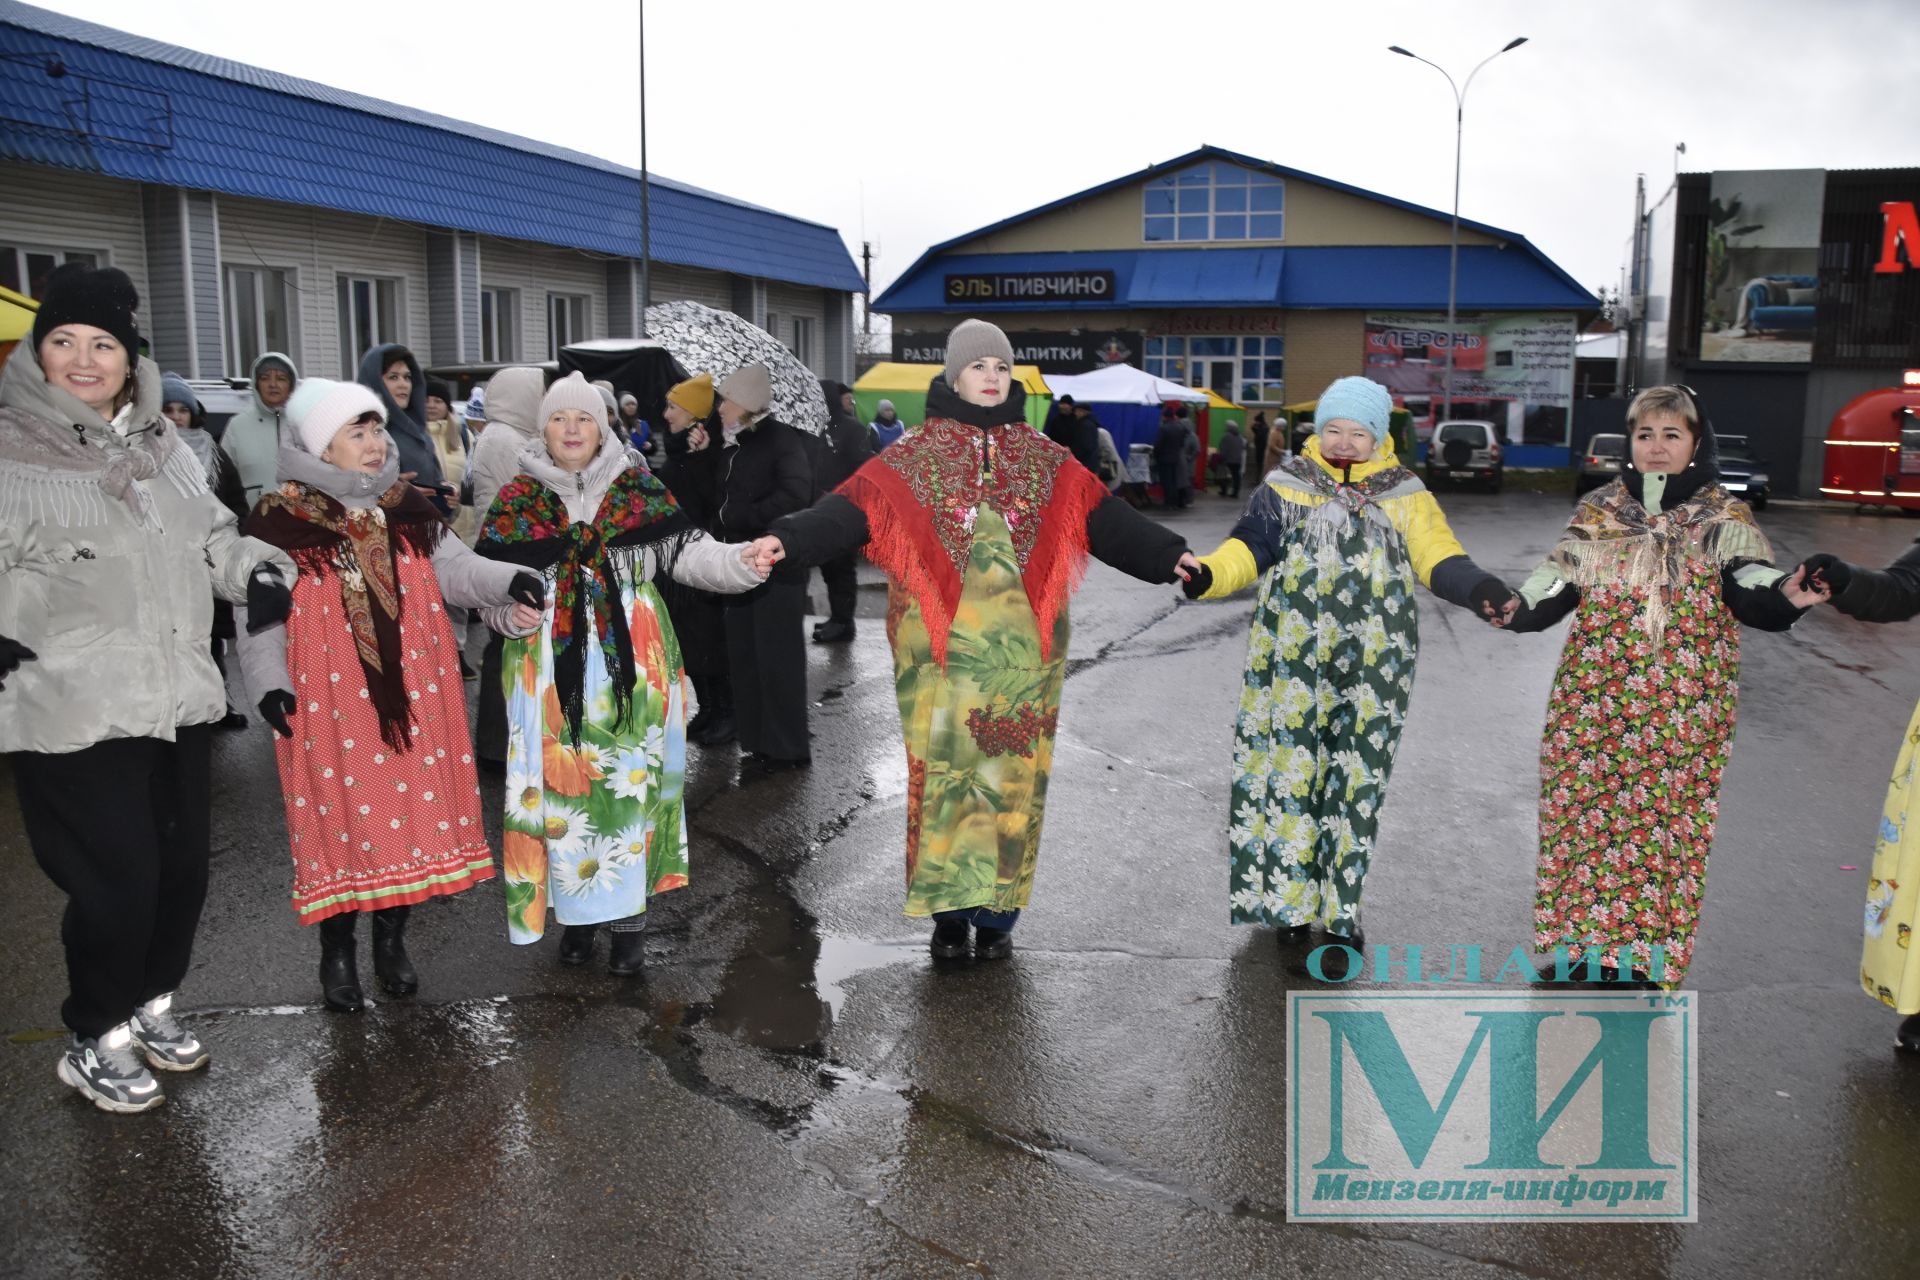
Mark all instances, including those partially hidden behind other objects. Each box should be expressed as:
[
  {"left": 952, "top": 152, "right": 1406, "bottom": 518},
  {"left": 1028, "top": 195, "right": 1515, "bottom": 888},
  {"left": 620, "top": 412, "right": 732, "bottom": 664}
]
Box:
[
  {"left": 944, "top": 270, "right": 1116, "bottom": 303},
  {"left": 1287, "top": 990, "right": 1697, "bottom": 1223}
]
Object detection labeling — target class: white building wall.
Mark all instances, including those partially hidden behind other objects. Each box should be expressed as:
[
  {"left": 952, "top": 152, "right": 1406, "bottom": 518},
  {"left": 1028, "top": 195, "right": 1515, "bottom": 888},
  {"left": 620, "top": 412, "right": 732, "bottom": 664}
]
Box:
[
  {"left": 0, "top": 160, "right": 150, "bottom": 308},
  {"left": 478, "top": 238, "right": 609, "bottom": 361},
  {"left": 217, "top": 196, "right": 431, "bottom": 378}
]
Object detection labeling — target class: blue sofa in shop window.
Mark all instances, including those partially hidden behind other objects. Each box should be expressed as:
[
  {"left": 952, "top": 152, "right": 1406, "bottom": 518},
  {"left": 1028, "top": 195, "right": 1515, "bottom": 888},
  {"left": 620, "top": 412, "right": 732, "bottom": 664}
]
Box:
[{"left": 1740, "top": 274, "right": 1817, "bottom": 334}]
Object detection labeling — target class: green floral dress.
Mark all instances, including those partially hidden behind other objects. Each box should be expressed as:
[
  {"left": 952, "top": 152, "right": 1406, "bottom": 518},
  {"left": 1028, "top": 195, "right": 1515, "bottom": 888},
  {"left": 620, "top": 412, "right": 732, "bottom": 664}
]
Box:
[
  {"left": 892, "top": 506, "right": 1068, "bottom": 917},
  {"left": 1224, "top": 487, "right": 1418, "bottom": 934}
]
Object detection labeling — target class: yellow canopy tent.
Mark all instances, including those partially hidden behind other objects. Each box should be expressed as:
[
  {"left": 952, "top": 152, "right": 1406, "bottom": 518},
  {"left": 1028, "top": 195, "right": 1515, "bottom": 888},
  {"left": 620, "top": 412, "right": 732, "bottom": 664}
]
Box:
[
  {"left": 0, "top": 285, "right": 36, "bottom": 369},
  {"left": 852, "top": 362, "right": 1052, "bottom": 429}
]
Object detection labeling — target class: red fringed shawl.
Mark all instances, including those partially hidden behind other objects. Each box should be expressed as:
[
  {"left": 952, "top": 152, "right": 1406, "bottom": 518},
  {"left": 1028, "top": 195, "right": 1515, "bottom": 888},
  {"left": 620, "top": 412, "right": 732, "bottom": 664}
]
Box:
[{"left": 836, "top": 419, "right": 1110, "bottom": 666}]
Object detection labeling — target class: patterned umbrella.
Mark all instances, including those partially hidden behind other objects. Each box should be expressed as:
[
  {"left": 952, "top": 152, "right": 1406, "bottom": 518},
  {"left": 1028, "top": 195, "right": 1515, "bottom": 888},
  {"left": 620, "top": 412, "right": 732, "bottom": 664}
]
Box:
[{"left": 643, "top": 300, "right": 829, "bottom": 436}]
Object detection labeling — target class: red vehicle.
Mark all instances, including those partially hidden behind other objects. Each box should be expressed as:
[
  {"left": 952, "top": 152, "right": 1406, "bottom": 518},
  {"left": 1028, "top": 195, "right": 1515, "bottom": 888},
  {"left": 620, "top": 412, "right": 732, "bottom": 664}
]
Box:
[{"left": 1821, "top": 372, "right": 1920, "bottom": 509}]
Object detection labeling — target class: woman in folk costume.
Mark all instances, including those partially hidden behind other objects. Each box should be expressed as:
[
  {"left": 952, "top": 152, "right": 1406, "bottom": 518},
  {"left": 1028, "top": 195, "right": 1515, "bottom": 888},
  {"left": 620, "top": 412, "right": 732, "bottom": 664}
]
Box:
[
  {"left": 1181, "top": 376, "right": 1514, "bottom": 980},
  {"left": 1790, "top": 542, "right": 1920, "bottom": 1050},
  {"left": 476, "top": 374, "right": 766, "bottom": 974},
  {"left": 1502, "top": 386, "right": 1822, "bottom": 988},
  {"left": 238, "top": 379, "right": 545, "bottom": 1012},
  {"left": 748, "top": 320, "right": 1200, "bottom": 961}
]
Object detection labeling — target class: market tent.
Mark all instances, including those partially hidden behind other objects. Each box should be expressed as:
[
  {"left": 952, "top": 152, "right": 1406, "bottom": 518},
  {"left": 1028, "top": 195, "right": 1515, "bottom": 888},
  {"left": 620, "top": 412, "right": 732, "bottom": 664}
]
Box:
[
  {"left": 557, "top": 339, "right": 689, "bottom": 423},
  {"left": 851, "top": 362, "right": 1052, "bottom": 430},
  {"left": 1044, "top": 364, "right": 1209, "bottom": 469}
]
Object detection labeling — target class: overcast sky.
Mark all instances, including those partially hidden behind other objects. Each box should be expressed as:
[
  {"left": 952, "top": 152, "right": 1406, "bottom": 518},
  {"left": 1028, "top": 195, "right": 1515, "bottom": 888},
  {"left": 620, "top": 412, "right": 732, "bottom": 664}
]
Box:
[{"left": 45, "top": 0, "right": 1920, "bottom": 306}]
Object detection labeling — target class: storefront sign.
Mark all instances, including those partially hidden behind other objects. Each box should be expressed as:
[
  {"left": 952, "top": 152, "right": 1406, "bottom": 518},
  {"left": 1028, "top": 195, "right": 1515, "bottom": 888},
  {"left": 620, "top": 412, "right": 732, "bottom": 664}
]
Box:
[
  {"left": 1876, "top": 202, "right": 1920, "bottom": 274},
  {"left": 1365, "top": 312, "right": 1574, "bottom": 445},
  {"left": 893, "top": 329, "right": 1143, "bottom": 375},
  {"left": 944, "top": 270, "right": 1116, "bottom": 302},
  {"left": 1156, "top": 311, "right": 1284, "bottom": 335}
]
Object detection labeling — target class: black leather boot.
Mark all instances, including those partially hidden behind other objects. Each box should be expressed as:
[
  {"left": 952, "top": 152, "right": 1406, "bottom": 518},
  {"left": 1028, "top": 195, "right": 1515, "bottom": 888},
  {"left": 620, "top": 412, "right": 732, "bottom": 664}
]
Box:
[
  {"left": 930, "top": 918, "right": 970, "bottom": 960},
  {"left": 973, "top": 926, "right": 1014, "bottom": 961},
  {"left": 608, "top": 916, "right": 647, "bottom": 976},
  {"left": 370, "top": 906, "right": 419, "bottom": 996},
  {"left": 1273, "top": 923, "right": 1311, "bottom": 947},
  {"left": 558, "top": 924, "right": 597, "bottom": 966},
  {"left": 686, "top": 674, "right": 714, "bottom": 740},
  {"left": 319, "top": 914, "right": 364, "bottom": 1013},
  {"left": 1897, "top": 1013, "right": 1920, "bottom": 1054}
]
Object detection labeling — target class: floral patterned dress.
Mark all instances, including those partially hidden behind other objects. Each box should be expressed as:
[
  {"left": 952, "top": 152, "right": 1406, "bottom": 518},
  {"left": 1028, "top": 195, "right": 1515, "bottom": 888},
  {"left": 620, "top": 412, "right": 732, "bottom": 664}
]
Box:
[
  {"left": 894, "top": 506, "right": 1067, "bottom": 916},
  {"left": 1519, "top": 479, "right": 1777, "bottom": 986},
  {"left": 480, "top": 468, "right": 693, "bottom": 943},
  {"left": 1195, "top": 436, "right": 1487, "bottom": 936},
  {"left": 1862, "top": 712, "right": 1920, "bottom": 1014}
]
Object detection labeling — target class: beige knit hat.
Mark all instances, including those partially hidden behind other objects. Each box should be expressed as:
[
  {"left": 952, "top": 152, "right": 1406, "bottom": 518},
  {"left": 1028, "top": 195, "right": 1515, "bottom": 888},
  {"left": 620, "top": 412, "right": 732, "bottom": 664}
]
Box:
[
  {"left": 943, "top": 319, "right": 1015, "bottom": 385},
  {"left": 538, "top": 371, "right": 608, "bottom": 426},
  {"left": 717, "top": 364, "right": 772, "bottom": 417}
]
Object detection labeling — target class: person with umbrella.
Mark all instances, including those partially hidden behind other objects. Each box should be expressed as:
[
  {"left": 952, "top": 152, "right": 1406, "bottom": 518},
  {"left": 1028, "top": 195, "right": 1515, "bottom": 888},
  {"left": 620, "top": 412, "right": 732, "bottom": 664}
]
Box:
[
  {"left": 744, "top": 320, "right": 1200, "bottom": 959},
  {"left": 678, "top": 364, "right": 816, "bottom": 770}
]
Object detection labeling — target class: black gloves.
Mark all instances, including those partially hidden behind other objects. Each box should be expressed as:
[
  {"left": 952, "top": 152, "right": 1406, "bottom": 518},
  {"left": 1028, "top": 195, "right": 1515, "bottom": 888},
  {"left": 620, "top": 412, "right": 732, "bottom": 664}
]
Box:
[
  {"left": 1181, "top": 561, "right": 1214, "bottom": 600},
  {"left": 259, "top": 690, "right": 297, "bottom": 738},
  {"left": 1504, "top": 587, "right": 1582, "bottom": 634},
  {"left": 1799, "top": 553, "right": 1853, "bottom": 597},
  {"left": 0, "top": 636, "right": 37, "bottom": 691},
  {"left": 1468, "top": 576, "right": 1517, "bottom": 622},
  {"left": 246, "top": 565, "right": 293, "bottom": 634},
  {"left": 508, "top": 572, "right": 546, "bottom": 609}
]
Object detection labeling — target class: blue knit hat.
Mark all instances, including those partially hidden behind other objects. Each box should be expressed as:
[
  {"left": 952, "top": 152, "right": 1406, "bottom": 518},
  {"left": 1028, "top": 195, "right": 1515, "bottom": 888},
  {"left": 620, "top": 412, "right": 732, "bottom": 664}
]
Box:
[
  {"left": 1315, "top": 376, "right": 1394, "bottom": 443},
  {"left": 159, "top": 371, "right": 199, "bottom": 415}
]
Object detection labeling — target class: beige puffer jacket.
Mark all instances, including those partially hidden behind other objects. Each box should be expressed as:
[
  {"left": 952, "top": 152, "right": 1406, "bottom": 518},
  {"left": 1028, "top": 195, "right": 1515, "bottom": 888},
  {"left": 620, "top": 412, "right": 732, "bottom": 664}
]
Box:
[{"left": 0, "top": 345, "right": 295, "bottom": 754}]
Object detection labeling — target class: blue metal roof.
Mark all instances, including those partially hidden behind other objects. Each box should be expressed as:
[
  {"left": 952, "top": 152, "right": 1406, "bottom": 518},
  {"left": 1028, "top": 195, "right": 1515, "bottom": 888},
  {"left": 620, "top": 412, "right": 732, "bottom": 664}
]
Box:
[
  {"left": 877, "top": 245, "right": 1597, "bottom": 313},
  {"left": 0, "top": 1, "right": 864, "bottom": 293},
  {"left": 875, "top": 144, "right": 1597, "bottom": 315}
]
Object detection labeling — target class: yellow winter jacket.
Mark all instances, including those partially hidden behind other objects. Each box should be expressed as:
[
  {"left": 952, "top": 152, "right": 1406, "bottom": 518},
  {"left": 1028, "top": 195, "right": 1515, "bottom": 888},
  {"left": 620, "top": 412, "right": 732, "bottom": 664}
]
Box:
[{"left": 1197, "top": 434, "right": 1470, "bottom": 600}]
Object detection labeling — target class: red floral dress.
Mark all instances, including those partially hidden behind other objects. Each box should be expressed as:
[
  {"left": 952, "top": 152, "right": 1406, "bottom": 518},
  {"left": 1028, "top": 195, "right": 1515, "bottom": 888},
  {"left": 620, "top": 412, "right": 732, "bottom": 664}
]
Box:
[
  {"left": 1535, "top": 563, "right": 1739, "bottom": 983},
  {"left": 274, "top": 544, "right": 494, "bottom": 923}
]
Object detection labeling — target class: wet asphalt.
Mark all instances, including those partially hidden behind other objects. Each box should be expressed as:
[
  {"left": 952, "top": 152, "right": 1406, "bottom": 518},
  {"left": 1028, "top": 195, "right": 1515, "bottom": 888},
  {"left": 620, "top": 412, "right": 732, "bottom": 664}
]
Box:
[{"left": 4, "top": 486, "right": 1920, "bottom": 1279}]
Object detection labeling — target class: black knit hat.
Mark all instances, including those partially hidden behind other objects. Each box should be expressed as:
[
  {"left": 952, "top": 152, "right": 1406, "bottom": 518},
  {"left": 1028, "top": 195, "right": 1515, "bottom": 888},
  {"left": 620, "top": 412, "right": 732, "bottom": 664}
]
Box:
[{"left": 32, "top": 262, "right": 142, "bottom": 358}]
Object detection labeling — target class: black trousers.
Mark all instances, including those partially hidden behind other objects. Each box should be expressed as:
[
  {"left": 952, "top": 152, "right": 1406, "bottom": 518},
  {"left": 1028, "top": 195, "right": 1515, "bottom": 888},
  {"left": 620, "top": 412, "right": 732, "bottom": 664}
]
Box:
[
  {"left": 1220, "top": 464, "right": 1243, "bottom": 497},
  {"left": 722, "top": 578, "right": 810, "bottom": 760},
  {"left": 818, "top": 554, "right": 859, "bottom": 625},
  {"left": 14, "top": 725, "right": 213, "bottom": 1038},
  {"left": 476, "top": 631, "right": 507, "bottom": 764}
]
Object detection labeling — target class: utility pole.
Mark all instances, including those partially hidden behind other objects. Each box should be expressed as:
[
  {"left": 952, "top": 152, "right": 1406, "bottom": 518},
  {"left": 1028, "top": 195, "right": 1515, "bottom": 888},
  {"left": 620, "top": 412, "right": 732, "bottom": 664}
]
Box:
[
  {"left": 861, "top": 240, "right": 873, "bottom": 336},
  {"left": 637, "top": 0, "right": 650, "bottom": 338}
]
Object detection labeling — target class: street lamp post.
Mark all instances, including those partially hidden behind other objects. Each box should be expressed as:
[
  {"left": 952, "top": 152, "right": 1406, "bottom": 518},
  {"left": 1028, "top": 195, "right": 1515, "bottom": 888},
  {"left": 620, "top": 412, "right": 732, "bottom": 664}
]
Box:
[{"left": 1387, "top": 36, "right": 1528, "bottom": 424}]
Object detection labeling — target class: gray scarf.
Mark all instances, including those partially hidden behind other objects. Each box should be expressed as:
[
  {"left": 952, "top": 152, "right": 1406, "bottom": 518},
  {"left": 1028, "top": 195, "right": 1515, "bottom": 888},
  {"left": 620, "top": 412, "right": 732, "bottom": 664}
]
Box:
[
  {"left": 515, "top": 427, "right": 637, "bottom": 515},
  {"left": 0, "top": 345, "right": 206, "bottom": 528},
  {"left": 274, "top": 407, "right": 402, "bottom": 508}
]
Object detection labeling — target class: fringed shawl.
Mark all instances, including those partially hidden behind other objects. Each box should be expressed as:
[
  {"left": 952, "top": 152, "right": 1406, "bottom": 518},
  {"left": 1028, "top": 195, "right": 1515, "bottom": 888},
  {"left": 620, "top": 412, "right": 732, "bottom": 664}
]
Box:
[
  {"left": 1249, "top": 449, "right": 1428, "bottom": 564},
  {"left": 247, "top": 481, "right": 447, "bottom": 749},
  {"left": 835, "top": 418, "right": 1110, "bottom": 667},
  {"left": 476, "top": 465, "right": 692, "bottom": 745},
  {"left": 1550, "top": 481, "right": 1770, "bottom": 644}
]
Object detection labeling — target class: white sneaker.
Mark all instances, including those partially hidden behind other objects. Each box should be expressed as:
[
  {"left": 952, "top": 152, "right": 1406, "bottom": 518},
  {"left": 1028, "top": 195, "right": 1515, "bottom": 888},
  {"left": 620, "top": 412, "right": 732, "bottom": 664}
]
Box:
[
  {"left": 129, "top": 992, "right": 210, "bottom": 1072},
  {"left": 56, "top": 1023, "right": 165, "bottom": 1113}
]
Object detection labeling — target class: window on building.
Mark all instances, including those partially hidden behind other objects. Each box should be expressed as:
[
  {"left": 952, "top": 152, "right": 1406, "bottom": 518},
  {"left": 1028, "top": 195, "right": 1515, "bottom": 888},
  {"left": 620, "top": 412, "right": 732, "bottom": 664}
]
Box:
[
  {"left": 764, "top": 310, "right": 780, "bottom": 341},
  {"left": 223, "top": 265, "right": 292, "bottom": 376},
  {"left": 547, "top": 293, "right": 588, "bottom": 358},
  {"left": 1142, "top": 163, "right": 1284, "bottom": 244},
  {"left": 0, "top": 244, "right": 102, "bottom": 301},
  {"left": 1146, "top": 334, "right": 1284, "bottom": 403},
  {"left": 480, "top": 287, "right": 520, "bottom": 362},
  {"left": 790, "top": 315, "right": 815, "bottom": 367},
  {"left": 337, "top": 275, "right": 401, "bottom": 376}
]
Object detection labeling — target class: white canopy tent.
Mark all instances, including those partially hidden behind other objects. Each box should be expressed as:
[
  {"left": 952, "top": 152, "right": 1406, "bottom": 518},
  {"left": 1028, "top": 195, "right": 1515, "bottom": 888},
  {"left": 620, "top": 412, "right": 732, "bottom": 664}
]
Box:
[{"left": 1043, "top": 364, "right": 1208, "bottom": 406}]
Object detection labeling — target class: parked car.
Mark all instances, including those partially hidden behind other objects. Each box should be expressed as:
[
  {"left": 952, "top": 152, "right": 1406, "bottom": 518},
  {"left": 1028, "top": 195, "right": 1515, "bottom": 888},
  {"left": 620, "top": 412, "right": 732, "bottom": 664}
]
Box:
[
  {"left": 1576, "top": 433, "right": 1626, "bottom": 495},
  {"left": 182, "top": 378, "right": 257, "bottom": 439},
  {"left": 1425, "top": 419, "right": 1503, "bottom": 492},
  {"left": 1715, "top": 433, "right": 1771, "bottom": 510}
]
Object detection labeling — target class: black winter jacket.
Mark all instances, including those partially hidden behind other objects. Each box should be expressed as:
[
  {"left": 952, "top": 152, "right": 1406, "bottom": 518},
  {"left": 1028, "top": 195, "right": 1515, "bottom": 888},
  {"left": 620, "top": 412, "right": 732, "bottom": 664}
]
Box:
[{"left": 678, "top": 415, "right": 814, "bottom": 580}]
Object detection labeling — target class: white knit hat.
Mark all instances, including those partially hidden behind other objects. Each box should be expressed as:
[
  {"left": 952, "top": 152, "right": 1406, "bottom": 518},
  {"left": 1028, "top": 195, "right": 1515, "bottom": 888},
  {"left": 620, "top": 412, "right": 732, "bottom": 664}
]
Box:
[
  {"left": 287, "top": 378, "right": 386, "bottom": 456},
  {"left": 717, "top": 363, "right": 772, "bottom": 416},
  {"left": 538, "top": 372, "right": 608, "bottom": 426}
]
